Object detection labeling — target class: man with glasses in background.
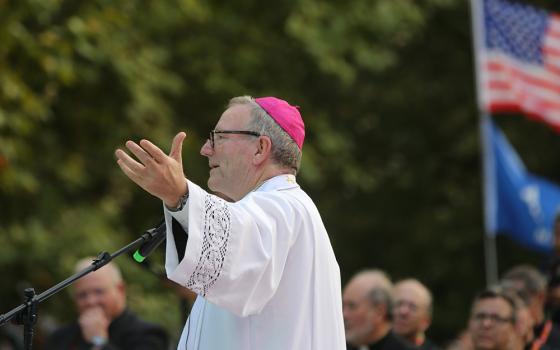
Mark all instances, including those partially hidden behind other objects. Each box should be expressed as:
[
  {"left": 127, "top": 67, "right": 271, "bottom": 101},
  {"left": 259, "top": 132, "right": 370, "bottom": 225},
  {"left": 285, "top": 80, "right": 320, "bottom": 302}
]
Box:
[
  {"left": 115, "top": 96, "right": 345, "bottom": 350},
  {"left": 392, "top": 279, "right": 440, "bottom": 350},
  {"left": 468, "top": 289, "right": 520, "bottom": 350}
]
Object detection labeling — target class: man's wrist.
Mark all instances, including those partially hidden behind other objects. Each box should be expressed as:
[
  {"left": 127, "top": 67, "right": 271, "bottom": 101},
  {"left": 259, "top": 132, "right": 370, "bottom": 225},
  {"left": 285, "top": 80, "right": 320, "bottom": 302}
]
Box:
[
  {"left": 90, "top": 335, "right": 108, "bottom": 349},
  {"left": 166, "top": 190, "right": 189, "bottom": 212}
]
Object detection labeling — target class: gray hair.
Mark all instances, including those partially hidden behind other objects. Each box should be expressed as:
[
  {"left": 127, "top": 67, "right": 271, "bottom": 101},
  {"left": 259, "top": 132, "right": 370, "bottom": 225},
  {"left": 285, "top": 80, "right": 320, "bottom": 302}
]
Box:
[
  {"left": 367, "top": 287, "right": 394, "bottom": 321},
  {"left": 472, "top": 288, "right": 517, "bottom": 324},
  {"left": 501, "top": 264, "right": 546, "bottom": 297},
  {"left": 394, "top": 278, "right": 434, "bottom": 317},
  {"left": 352, "top": 269, "right": 394, "bottom": 321},
  {"left": 228, "top": 96, "right": 302, "bottom": 174}
]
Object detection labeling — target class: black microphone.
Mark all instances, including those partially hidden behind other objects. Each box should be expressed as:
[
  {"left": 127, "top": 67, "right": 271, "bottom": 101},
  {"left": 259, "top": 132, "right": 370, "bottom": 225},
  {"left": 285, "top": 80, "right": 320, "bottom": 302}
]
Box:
[{"left": 133, "top": 219, "right": 166, "bottom": 263}]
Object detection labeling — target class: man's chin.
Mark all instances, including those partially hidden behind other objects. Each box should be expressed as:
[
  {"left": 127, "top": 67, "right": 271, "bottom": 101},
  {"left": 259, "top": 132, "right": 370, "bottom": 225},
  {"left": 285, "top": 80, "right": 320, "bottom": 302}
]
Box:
[
  {"left": 392, "top": 324, "right": 412, "bottom": 336},
  {"left": 207, "top": 178, "right": 219, "bottom": 192},
  {"left": 345, "top": 331, "right": 366, "bottom": 346},
  {"left": 472, "top": 338, "right": 495, "bottom": 349}
]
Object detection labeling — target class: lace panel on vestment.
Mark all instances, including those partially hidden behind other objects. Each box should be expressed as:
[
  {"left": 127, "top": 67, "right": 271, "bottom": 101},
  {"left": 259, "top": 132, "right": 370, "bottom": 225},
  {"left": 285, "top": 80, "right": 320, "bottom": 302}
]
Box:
[{"left": 185, "top": 194, "right": 231, "bottom": 295}]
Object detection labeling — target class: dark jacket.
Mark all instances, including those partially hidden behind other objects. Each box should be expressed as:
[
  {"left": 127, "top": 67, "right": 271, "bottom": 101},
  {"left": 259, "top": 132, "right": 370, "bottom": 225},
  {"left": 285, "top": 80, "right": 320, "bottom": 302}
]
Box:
[
  {"left": 529, "top": 321, "right": 560, "bottom": 350},
  {"left": 416, "top": 338, "right": 441, "bottom": 350},
  {"left": 347, "top": 331, "right": 415, "bottom": 350},
  {"left": 44, "top": 309, "right": 168, "bottom": 350}
]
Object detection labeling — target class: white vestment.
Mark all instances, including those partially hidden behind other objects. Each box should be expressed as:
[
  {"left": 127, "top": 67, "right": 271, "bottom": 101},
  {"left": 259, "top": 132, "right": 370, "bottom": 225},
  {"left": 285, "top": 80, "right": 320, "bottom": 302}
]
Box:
[{"left": 163, "top": 174, "right": 345, "bottom": 350}]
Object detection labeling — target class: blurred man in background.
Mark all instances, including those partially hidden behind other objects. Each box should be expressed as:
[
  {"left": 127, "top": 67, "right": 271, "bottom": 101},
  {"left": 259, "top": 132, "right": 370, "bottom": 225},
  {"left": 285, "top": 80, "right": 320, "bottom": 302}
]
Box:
[
  {"left": 468, "top": 289, "right": 519, "bottom": 350},
  {"left": 392, "top": 279, "right": 440, "bottom": 350},
  {"left": 44, "top": 258, "right": 168, "bottom": 350},
  {"left": 343, "top": 269, "right": 412, "bottom": 350},
  {"left": 501, "top": 264, "right": 560, "bottom": 349}
]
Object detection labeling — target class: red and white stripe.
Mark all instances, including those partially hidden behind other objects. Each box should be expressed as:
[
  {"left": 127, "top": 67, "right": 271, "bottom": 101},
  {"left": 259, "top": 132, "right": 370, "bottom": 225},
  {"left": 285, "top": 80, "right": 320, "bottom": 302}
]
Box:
[{"left": 480, "top": 15, "right": 560, "bottom": 132}]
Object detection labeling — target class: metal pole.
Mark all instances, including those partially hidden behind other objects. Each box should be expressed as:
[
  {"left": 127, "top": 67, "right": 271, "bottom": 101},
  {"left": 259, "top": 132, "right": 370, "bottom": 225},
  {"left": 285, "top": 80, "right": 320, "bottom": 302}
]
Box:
[
  {"left": 470, "top": 0, "right": 499, "bottom": 286},
  {"left": 483, "top": 230, "right": 499, "bottom": 286}
]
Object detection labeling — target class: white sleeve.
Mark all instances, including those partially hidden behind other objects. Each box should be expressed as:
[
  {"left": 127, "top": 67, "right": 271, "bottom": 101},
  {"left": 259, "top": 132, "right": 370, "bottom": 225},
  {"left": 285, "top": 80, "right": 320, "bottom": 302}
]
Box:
[
  {"left": 163, "top": 199, "right": 189, "bottom": 276},
  {"left": 164, "top": 180, "right": 303, "bottom": 317}
]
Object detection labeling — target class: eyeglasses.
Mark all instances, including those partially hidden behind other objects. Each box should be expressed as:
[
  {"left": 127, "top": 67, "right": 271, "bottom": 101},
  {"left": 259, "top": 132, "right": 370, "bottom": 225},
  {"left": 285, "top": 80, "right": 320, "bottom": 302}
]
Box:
[
  {"left": 394, "top": 300, "right": 419, "bottom": 312},
  {"left": 471, "top": 312, "right": 514, "bottom": 325},
  {"left": 209, "top": 130, "right": 261, "bottom": 148}
]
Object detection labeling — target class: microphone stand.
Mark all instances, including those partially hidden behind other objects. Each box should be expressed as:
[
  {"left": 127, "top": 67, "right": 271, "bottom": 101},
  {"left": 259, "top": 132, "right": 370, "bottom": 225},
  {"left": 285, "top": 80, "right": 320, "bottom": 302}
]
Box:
[{"left": 0, "top": 225, "right": 164, "bottom": 350}]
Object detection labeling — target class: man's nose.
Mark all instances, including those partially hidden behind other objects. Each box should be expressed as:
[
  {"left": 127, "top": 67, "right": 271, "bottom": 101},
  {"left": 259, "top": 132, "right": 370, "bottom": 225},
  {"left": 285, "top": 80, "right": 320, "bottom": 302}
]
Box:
[
  {"left": 200, "top": 139, "right": 213, "bottom": 156},
  {"left": 480, "top": 318, "right": 494, "bottom": 327},
  {"left": 82, "top": 293, "right": 99, "bottom": 307},
  {"left": 396, "top": 304, "right": 409, "bottom": 314}
]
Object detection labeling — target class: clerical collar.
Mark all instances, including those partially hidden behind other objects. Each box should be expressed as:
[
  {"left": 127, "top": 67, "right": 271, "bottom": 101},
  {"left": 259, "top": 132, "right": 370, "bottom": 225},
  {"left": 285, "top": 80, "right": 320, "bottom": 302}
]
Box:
[{"left": 253, "top": 174, "right": 299, "bottom": 192}]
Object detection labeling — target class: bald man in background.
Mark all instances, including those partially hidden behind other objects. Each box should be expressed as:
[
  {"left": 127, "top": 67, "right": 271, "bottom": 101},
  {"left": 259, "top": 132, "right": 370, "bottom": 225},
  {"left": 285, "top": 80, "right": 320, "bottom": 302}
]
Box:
[
  {"left": 44, "top": 258, "right": 168, "bottom": 350},
  {"left": 392, "top": 279, "right": 440, "bottom": 350},
  {"left": 343, "top": 269, "right": 412, "bottom": 350}
]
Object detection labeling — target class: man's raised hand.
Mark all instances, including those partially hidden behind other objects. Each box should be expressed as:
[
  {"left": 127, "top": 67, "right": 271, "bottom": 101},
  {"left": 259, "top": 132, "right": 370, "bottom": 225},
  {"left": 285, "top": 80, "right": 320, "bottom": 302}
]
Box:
[{"left": 115, "top": 132, "right": 188, "bottom": 207}]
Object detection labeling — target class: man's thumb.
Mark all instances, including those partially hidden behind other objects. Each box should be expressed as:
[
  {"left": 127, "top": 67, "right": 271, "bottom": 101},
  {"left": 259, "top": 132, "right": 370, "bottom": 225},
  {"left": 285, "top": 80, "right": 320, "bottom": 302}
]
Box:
[{"left": 170, "top": 132, "right": 186, "bottom": 162}]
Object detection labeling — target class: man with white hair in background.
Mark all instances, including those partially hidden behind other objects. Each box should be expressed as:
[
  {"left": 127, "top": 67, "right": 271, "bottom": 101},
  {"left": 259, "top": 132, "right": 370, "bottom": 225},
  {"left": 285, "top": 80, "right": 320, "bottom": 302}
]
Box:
[
  {"left": 343, "top": 269, "right": 412, "bottom": 350},
  {"left": 392, "top": 279, "right": 440, "bottom": 350},
  {"left": 44, "top": 258, "right": 168, "bottom": 350}
]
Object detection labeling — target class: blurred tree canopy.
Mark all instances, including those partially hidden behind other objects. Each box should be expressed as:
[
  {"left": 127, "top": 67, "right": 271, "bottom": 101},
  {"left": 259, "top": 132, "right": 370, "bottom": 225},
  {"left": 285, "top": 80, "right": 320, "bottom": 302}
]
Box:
[{"left": 1, "top": 0, "right": 560, "bottom": 346}]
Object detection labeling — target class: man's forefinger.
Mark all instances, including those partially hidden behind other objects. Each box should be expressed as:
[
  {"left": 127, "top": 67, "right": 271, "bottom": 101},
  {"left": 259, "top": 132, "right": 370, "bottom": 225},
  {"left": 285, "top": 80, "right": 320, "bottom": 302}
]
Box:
[{"left": 139, "top": 139, "right": 168, "bottom": 163}]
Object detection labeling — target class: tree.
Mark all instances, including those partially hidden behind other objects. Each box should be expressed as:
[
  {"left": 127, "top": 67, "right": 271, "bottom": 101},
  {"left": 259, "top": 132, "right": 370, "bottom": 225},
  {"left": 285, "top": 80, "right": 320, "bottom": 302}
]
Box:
[{"left": 2, "top": 0, "right": 557, "bottom": 345}]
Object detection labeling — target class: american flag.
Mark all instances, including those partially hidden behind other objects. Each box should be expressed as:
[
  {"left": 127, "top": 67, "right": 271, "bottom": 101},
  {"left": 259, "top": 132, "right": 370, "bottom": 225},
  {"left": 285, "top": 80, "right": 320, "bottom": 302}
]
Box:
[{"left": 473, "top": 0, "right": 560, "bottom": 131}]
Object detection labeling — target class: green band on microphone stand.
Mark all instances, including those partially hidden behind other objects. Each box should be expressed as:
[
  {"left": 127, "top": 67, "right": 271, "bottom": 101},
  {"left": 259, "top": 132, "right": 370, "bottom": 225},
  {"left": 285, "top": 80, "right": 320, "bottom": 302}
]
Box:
[{"left": 133, "top": 250, "right": 146, "bottom": 263}]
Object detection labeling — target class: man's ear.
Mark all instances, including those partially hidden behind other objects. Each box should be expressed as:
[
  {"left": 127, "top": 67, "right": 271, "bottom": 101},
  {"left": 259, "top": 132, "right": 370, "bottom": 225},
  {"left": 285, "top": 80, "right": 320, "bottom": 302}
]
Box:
[
  {"left": 372, "top": 304, "right": 388, "bottom": 323},
  {"left": 116, "top": 281, "right": 126, "bottom": 297},
  {"left": 253, "top": 136, "right": 272, "bottom": 165},
  {"left": 420, "top": 315, "right": 432, "bottom": 333},
  {"left": 536, "top": 290, "right": 546, "bottom": 305}
]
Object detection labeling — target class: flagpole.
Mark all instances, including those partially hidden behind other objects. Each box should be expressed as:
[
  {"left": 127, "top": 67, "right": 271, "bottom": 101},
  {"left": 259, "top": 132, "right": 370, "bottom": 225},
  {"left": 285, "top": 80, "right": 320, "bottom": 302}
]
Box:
[
  {"left": 480, "top": 115, "right": 499, "bottom": 286},
  {"left": 470, "top": 0, "right": 499, "bottom": 286},
  {"left": 484, "top": 229, "right": 499, "bottom": 286}
]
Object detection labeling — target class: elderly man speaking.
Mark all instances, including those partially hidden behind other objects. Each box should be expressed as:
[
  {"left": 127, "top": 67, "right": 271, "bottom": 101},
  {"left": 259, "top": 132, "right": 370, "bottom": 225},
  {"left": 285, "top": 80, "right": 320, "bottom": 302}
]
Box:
[{"left": 115, "top": 96, "right": 345, "bottom": 350}]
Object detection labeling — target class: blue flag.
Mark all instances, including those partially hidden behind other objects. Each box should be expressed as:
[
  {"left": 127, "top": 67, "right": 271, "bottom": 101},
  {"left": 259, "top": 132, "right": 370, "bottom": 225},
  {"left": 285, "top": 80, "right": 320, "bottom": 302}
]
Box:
[{"left": 483, "top": 117, "right": 560, "bottom": 253}]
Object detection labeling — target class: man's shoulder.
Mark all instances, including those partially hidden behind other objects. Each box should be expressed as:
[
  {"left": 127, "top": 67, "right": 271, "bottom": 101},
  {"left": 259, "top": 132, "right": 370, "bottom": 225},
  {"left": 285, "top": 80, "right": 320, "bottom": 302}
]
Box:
[
  {"left": 113, "top": 309, "right": 164, "bottom": 332},
  {"left": 546, "top": 322, "right": 560, "bottom": 347},
  {"left": 349, "top": 332, "right": 415, "bottom": 350},
  {"left": 43, "top": 322, "right": 81, "bottom": 350},
  {"left": 47, "top": 322, "right": 81, "bottom": 337},
  {"left": 109, "top": 310, "right": 169, "bottom": 349},
  {"left": 383, "top": 332, "right": 416, "bottom": 350},
  {"left": 418, "top": 338, "right": 442, "bottom": 350}
]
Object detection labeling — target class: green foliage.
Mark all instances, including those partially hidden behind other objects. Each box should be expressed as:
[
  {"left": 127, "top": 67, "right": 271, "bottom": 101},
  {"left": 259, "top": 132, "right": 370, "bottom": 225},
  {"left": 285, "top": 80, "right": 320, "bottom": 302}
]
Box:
[
  {"left": 0, "top": 0, "right": 187, "bottom": 340},
  {"left": 288, "top": 0, "right": 426, "bottom": 84},
  {"left": 1, "top": 0, "right": 559, "bottom": 346}
]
